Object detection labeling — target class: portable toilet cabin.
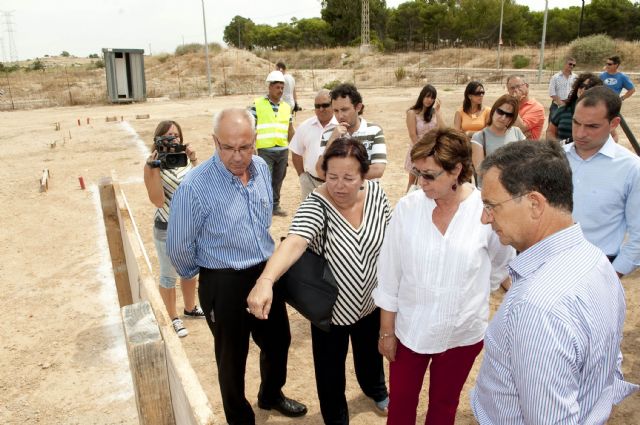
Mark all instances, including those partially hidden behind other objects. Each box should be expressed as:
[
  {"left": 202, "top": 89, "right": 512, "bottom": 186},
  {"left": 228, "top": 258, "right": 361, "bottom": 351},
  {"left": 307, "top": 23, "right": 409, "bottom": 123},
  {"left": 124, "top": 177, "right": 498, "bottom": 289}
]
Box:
[{"left": 102, "top": 48, "right": 146, "bottom": 103}]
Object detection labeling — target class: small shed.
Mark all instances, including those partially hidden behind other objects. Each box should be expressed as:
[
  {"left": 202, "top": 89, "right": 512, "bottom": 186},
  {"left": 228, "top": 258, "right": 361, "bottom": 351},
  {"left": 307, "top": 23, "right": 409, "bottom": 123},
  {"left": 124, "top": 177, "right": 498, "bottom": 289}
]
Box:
[{"left": 102, "top": 48, "right": 146, "bottom": 103}]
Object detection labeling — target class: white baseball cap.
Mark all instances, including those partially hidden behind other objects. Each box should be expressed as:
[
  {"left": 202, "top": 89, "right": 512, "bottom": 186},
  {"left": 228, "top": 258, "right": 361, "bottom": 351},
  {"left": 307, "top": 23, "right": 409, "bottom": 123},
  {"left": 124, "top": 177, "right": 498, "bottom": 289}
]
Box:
[{"left": 265, "top": 70, "right": 285, "bottom": 83}]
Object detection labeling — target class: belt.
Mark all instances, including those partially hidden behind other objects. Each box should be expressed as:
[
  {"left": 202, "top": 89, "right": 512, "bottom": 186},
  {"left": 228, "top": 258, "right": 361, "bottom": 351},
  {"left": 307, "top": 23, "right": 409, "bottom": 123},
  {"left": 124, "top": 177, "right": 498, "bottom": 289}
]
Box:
[
  {"left": 154, "top": 218, "right": 168, "bottom": 230},
  {"left": 309, "top": 173, "right": 325, "bottom": 183}
]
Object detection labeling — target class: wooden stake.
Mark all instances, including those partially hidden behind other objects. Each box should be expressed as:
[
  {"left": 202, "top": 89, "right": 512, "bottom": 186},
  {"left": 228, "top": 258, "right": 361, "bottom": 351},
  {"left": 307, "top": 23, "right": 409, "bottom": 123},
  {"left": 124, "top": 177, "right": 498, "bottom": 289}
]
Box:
[{"left": 40, "top": 169, "right": 50, "bottom": 192}]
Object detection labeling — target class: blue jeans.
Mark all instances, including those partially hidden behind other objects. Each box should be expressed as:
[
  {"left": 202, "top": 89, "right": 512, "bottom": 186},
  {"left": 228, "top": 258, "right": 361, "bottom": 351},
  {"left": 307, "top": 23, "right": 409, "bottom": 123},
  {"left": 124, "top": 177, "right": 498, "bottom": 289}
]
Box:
[{"left": 153, "top": 226, "right": 178, "bottom": 289}]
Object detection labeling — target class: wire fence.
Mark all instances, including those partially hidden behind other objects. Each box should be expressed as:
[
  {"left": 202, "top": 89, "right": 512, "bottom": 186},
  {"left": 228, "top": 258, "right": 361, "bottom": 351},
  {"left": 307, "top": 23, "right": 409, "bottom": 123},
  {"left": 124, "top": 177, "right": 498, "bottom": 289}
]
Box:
[{"left": 1, "top": 54, "right": 638, "bottom": 111}]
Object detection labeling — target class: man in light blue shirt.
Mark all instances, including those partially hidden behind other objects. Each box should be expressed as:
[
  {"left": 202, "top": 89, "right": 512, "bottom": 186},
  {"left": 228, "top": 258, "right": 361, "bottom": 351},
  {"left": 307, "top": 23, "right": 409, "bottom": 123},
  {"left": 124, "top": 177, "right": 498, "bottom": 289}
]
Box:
[
  {"left": 472, "top": 140, "right": 637, "bottom": 424},
  {"left": 565, "top": 86, "right": 640, "bottom": 276},
  {"left": 167, "top": 108, "right": 307, "bottom": 424}
]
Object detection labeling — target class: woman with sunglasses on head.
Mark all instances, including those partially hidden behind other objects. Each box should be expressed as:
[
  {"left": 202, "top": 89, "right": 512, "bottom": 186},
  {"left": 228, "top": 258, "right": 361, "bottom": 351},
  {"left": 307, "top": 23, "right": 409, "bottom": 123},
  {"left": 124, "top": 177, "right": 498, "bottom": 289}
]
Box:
[
  {"left": 453, "top": 81, "right": 491, "bottom": 136},
  {"left": 374, "top": 128, "right": 514, "bottom": 425},
  {"left": 405, "top": 84, "right": 445, "bottom": 192},
  {"left": 144, "top": 120, "right": 204, "bottom": 338},
  {"left": 546, "top": 73, "right": 603, "bottom": 142},
  {"left": 471, "top": 95, "right": 525, "bottom": 180}
]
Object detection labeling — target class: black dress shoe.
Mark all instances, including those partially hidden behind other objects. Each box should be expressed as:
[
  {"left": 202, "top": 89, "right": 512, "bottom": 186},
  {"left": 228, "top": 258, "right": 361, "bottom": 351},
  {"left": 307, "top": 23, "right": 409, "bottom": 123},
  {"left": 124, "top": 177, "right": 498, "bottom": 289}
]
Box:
[{"left": 258, "top": 396, "right": 308, "bottom": 417}]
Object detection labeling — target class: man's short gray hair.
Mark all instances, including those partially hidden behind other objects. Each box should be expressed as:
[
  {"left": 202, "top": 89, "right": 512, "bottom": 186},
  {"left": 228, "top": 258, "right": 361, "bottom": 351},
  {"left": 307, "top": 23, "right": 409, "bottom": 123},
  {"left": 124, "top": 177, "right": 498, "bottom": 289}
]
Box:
[
  {"left": 213, "top": 108, "right": 255, "bottom": 136},
  {"left": 506, "top": 74, "right": 526, "bottom": 85},
  {"left": 316, "top": 88, "right": 331, "bottom": 98}
]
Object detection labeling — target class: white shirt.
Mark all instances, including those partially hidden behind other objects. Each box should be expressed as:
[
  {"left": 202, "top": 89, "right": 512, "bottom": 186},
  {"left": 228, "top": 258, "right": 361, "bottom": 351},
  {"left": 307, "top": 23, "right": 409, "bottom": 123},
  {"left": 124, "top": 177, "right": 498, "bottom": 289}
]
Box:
[
  {"left": 289, "top": 115, "right": 337, "bottom": 178},
  {"left": 548, "top": 71, "right": 576, "bottom": 101},
  {"left": 374, "top": 188, "right": 514, "bottom": 354},
  {"left": 282, "top": 73, "right": 296, "bottom": 108}
]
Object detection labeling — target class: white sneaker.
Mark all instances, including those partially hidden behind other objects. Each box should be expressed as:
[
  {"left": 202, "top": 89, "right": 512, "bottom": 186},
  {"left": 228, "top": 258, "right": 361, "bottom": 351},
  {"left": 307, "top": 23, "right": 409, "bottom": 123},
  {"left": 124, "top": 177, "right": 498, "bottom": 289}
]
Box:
[{"left": 172, "top": 318, "right": 188, "bottom": 338}]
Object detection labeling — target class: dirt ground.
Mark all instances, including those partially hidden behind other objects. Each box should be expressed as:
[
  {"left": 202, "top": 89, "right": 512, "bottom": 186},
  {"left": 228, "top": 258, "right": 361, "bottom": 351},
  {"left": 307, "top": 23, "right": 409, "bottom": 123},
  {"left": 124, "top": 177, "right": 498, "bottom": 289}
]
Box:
[{"left": 1, "top": 84, "right": 638, "bottom": 424}]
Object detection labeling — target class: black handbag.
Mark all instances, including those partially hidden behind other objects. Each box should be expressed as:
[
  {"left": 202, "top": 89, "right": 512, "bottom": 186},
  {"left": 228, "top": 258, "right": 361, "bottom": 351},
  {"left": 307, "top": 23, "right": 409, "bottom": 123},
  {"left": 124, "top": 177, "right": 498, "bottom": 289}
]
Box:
[{"left": 278, "top": 201, "right": 338, "bottom": 332}]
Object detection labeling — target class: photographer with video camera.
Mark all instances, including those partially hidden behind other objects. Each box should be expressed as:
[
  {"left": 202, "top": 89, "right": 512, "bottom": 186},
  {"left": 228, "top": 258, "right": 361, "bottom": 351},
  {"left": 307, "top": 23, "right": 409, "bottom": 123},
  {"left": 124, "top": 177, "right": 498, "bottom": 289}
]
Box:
[{"left": 143, "top": 120, "right": 204, "bottom": 337}]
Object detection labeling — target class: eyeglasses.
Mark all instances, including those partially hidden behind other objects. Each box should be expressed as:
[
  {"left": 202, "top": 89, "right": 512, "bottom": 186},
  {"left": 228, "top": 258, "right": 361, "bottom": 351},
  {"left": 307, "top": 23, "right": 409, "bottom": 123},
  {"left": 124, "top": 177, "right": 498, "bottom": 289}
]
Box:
[
  {"left": 314, "top": 102, "right": 331, "bottom": 109},
  {"left": 495, "top": 108, "right": 515, "bottom": 118},
  {"left": 410, "top": 167, "right": 446, "bottom": 181},
  {"left": 482, "top": 193, "right": 528, "bottom": 214},
  {"left": 472, "top": 91, "right": 485, "bottom": 96},
  {"left": 215, "top": 136, "right": 253, "bottom": 155},
  {"left": 606, "top": 62, "right": 615, "bottom": 66},
  {"left": 567, "top": 63, "right": 576, "bottom": 67}
]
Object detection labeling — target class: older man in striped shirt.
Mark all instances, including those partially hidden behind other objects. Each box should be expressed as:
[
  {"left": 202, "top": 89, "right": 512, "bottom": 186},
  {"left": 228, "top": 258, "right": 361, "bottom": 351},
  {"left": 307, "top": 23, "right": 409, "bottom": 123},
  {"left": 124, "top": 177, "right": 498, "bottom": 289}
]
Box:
[
  {"left": 472, "top": 140, "right": 637, "bottom": 424},
  {"left": 167, "top": 108, "right": 307, "bottom": 424}
]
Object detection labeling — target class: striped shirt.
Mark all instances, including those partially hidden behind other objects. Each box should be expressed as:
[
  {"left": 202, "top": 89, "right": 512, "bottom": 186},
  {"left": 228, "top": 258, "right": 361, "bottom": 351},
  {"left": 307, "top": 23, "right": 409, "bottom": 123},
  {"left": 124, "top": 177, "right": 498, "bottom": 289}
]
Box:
[
  {"left": 154, "top": 163, "right": 193, "bottom": 224},
  {"left": 166, "top": 154, "right": 274, "bottom": 278},
  {"left": 471, "top": 224, "right": 638, "bottom": 424},
  {"left": 320, "top": 117, "right": 387, "bottom": 164},
  {"left": 289, "top": 180, "right": 391, "bottom": 325}
]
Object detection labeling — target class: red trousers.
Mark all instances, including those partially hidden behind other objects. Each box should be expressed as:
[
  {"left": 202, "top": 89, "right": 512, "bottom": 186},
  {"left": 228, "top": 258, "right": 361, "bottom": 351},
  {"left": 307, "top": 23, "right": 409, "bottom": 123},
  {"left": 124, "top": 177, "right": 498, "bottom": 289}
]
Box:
[{"left": 387, "top": 340, "right": 483, "bottom": 425}]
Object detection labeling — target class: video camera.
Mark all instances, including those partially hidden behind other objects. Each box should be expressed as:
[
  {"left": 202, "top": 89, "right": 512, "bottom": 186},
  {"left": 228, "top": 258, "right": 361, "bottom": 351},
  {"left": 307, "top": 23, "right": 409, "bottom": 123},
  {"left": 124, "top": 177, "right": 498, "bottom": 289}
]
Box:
[{"left": 150, "top": 135, "right": 188, "bottom": 169}]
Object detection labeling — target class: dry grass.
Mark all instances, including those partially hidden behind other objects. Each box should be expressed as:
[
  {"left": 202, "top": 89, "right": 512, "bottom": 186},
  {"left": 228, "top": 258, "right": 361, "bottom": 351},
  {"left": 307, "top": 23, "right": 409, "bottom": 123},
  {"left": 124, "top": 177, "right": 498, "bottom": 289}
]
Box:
[{"left": 2, "top": 42, "right": 639, "bottom": 110}]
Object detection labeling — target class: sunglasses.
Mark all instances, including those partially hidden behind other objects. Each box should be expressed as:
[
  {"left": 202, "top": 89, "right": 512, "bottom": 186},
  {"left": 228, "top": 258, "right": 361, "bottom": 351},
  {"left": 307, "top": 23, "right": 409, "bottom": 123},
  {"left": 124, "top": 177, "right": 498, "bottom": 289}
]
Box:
[
  {"left": 495, "top": 108, "right": 515, "bottom": 118},
  {"left": 567, "top": 63, "right": 576, "bottom": 67},
  {"left": 410, "top": 167, "right": 445, "bottom": 181},
  {"left": 606, "top": 62, "right": 615, "bottom": 66},
  {"left": 472, "top": 91, "right": 485, "bottom": 96},
  {"left": 314, "top": 102, "right": 331, "bottom": 109}
]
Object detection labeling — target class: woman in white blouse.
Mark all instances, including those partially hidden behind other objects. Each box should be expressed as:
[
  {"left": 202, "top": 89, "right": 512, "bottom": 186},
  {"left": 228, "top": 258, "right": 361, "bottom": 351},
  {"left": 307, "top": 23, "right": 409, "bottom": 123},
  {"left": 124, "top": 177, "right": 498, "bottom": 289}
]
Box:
[{"left": 373, "top": 128, "right": 514, "bottom": 425}]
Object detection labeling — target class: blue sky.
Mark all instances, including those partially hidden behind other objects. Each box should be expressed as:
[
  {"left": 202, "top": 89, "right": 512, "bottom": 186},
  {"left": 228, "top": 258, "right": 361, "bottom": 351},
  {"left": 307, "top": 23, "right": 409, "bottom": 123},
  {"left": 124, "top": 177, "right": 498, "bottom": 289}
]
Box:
[{"left": 0, "top": 0, "right": 588, "bottom": 61}]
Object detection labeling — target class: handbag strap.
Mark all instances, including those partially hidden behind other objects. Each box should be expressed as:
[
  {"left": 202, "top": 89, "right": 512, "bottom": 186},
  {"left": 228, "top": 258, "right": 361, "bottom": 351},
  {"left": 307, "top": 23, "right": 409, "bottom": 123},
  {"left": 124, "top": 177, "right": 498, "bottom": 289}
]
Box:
[{"left": 318, "top": 199, "right": 329, "bottom": 256}]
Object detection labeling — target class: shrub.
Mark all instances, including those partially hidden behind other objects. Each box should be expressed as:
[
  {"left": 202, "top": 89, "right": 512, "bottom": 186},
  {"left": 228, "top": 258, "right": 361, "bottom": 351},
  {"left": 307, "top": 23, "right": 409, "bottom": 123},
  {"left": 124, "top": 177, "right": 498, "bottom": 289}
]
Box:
[
  {"left": 175, "top": 43, "right": 203, "bottom": 56},
  {"left": 323, "top": 80, "right": 342, "bottom": 90},
  {"left": 91, "top": 59, "right": 105, "bottom": 69},
  {"left": 61, "top": 51, "right": 70, "bottom": 57},
  {"left": 156, "top": 53, "right": 171, "bottom": 64},
  {"left": 207, "top": 42, "right": 222, "bottom": 54},
  {"left": 394, "top": 66, "right": 407, "bottom": 81},
  {"left": 511, "top": 54, "right": 530, "bottom": 69},
  {"left": 27, "top": 59, "right": 45, "bottom": 71},
  {"left": 568, "top": 34, "right": 615, "bottom": 66},
  {"left": 88, "top": 53, "right": 99, "bottom": 59}
]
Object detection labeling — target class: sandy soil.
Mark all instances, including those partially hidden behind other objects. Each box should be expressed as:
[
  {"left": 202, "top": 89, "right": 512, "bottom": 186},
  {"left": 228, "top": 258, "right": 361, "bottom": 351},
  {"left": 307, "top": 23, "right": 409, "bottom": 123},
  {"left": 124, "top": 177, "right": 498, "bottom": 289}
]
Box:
[{"left": 1, "top": 85, "right": 638, "bottom": 424}]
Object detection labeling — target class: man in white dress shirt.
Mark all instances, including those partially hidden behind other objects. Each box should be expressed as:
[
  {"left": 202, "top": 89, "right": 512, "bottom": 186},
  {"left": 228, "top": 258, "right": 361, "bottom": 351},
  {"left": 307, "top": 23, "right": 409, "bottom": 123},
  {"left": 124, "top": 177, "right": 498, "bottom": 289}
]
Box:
[{"left": 289, "top": 89, "right": 337, "bottom": 200}]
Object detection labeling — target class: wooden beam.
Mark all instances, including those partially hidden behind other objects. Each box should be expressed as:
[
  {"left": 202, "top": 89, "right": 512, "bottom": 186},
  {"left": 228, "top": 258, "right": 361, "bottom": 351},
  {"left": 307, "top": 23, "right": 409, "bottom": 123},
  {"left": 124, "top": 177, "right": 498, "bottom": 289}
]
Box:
[
  {"left": 122, "top": 301, "right": 175, "bottom": 425},
  {"left": 99, "top": 176, "right": 133, "bottom": 306}
]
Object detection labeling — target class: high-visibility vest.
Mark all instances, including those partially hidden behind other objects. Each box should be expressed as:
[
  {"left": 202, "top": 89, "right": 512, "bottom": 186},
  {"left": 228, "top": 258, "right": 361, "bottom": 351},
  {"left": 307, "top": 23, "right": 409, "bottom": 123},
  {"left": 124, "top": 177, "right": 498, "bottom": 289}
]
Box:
[{"left": 254, "top": 97, "right": 291, "bottom": 149}]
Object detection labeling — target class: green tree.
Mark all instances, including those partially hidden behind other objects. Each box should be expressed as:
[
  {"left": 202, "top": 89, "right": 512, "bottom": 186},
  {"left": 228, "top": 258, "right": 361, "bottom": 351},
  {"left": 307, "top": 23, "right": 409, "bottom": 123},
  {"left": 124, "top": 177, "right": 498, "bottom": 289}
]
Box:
[
  {"left": 583, "top": 0, "right": 639, "bottom": 39},
  {"left": 223, "top": 15, "right": 255, "bottom": 48},
  {"left": 296, "top": 18, "right": 332, "bottom": 48},
  {"left": 320, "top": 0, "right": 389, "bottom": 46},
  {"left": 60, "top": 51, "right": 70, "bottom": 57},
  {"left": 388, "top": 1, "right": 424, "bottom": 49}
]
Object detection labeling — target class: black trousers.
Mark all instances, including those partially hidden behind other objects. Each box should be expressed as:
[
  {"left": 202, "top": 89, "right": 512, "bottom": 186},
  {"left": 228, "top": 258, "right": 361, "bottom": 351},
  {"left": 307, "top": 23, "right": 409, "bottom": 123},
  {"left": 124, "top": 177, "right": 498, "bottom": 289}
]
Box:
[
  {"left": 257, "top": 148, "right": 288, "bottom": 209},
  {"left": 311, "top": 308, "right": 388, "bottom": 425},
  {"left": 199, "top": 263, "right": 291, "bottom": 425}
]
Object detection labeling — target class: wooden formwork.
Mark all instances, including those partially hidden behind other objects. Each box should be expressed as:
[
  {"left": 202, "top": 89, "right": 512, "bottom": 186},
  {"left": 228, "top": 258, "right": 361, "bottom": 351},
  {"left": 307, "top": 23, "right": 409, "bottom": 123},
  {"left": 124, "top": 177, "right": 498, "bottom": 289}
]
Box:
[{"left": 100, "top": 173, "right": 215, "bottom": 425}]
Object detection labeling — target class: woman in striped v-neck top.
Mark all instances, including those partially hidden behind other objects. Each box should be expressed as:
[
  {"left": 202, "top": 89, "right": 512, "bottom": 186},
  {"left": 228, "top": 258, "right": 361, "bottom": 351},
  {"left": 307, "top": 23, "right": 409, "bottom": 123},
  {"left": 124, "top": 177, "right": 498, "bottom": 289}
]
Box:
[{"left": 248, "top": 136, "right": 392, "bottom": 423}]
